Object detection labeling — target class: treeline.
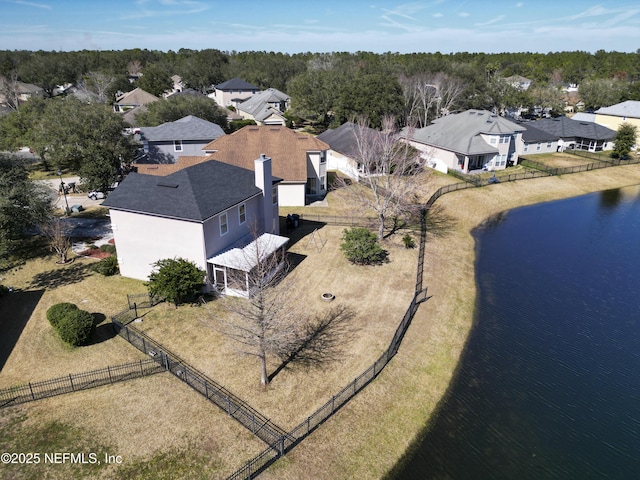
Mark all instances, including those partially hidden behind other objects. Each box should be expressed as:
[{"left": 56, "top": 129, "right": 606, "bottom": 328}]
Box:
[{"left": 1, "top": 48, "right": 640, "bottom": 127}]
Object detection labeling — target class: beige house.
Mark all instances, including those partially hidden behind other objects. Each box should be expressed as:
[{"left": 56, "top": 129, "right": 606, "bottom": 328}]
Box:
[
  {"left": 405, "top": 110, "right": 525, "bottom": 174},
  {"left": 114, "top": 87, "right": 159, "bottom": 113},
  {"left": 203, "top": 125, "right": 329, "bottom": 206},
  {"left": 236, "top": 88, "right": 290, "bottom": 126},
  {"left": 594, "top": 101, "right": 640, "bottom": 132},
  {"left": 211, "top": 78, "right": 260, "bottom": 108}
]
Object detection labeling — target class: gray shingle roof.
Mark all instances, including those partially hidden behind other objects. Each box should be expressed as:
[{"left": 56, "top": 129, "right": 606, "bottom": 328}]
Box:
[
  {"left": 408, "top": 110, "right": 526, "bottom": 155},
  {"left": 102, "top": 160, "right": 263, "bottom": 222},
  {"left": 139, "top": 115, "right": 225, "bottom": 142},
  {"left": 317, "top": 122, "right": 378, "bottom": 158},
  {"left": 595, "top": 100, "right": 640, "bottom": 119},
  {"left": 215, "top": 78, "right": 260, "bottom": 91},
  {"left": 529, "top": 116, "right": 615, "bottom": 141},
  {"left": 237, "top": 88, "right": 289, "bottom": 119},
  {"left": 518, "top": 122, "right": 558, "bottom": 143}
]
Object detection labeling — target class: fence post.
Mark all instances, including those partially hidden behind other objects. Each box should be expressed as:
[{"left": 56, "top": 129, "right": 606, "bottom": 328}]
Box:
[
  {"left": 134, "top": 302, "right": 138, "bottom": 318},
  {"left": 227, "top": 396, "right": 231, "bottom": 415},
  {"left": 107, "top": 366, "right": 112, "bottom": 383},
  {"left": 69, "top": 374, "right": 74, "bottom": 391},
  {"left": 204, "top": 382, "right": 209, "bottom": 399},
  {"left": 307, "top": 416, "right": 310, "bottom": 435},
  {"left": 331, "top": 395, "right": 335, "bottom": 414},
  {"left": 252, "top": 414, "right": 256, "bottom": 433},
  {"left": 139, "top": 359, "right": 144, "bottom": 376},
  {"left": 279, "top": 435, "right": 285, "bottom": 456},
  {"left": 125, "top": 326, "right": 130, "bottom": 342},
  {"left": 142, "top": 337, "right": 146, "bottom": 353},
  {"left": 246, "top": 462, "right": 251, "bottom": 480},
  {"left": 28, "top": 382, "right": 35, "bottom": 400}
]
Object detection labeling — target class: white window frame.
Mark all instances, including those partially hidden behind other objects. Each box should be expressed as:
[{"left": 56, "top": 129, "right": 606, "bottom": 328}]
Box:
[
  {"left": 499, "top": 135, "right": 510, "bottom": 144},
  {"left": 174, "top": 140, "right": 183, "bottom": 152},
  {"left": 220, "top": 212, "right": 228, "bottom": 236},
  {"left": 490, "top": 135, "right": 497, "bottom": 144},
  {"left": 238, "top": 203, "right": 246, "bottom": 225}
]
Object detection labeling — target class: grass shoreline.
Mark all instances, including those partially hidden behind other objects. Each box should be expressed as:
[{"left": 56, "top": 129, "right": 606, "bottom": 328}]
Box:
[{"left": 262, "top": 164, "right": 640, "bottom": 479}]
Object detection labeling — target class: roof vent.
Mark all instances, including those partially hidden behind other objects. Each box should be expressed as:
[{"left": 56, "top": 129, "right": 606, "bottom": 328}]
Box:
[{"left": 157, "top": 180, "right": 179, "bottom": 188}]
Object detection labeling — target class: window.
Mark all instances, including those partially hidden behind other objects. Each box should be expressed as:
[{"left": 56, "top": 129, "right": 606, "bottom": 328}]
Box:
[
  {"left": 547, "top": 141, "right": 552, "bottom": 148},
  {"left": 239, "top": 204, "right": 246, "bottom": 224},
  {"left": 272, "top": 187, "right": 278, "bottom": 205},
  {"left": 306, "top": 177, "right": 317, "bottom": 195},
  {"left": 220, "top": 212, "right": 228, "bottom": 236},
  {"left": 490, "top": 136, "right": 497, "bottom": 144},
  {"left": 320, "top": 152, "right": 326, "bottom": 163},
  {"left": 536, "top": 143, "right": 541, "bottom": 151},
  {"left": 499, "top": 135, "right": 510, "bottom": 144},
  {"left": 524, "top": 144, "right": 529, "bottom": 152},
  {"left": 320, "top": 175, "right": 325, "bottom": 191},
  {"left": 174, "top": 140, "right": 183, "bottom": 152}
]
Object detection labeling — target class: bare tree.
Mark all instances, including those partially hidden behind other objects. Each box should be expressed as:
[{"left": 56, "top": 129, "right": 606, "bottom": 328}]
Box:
[
  {"left": 126, "top": 60, "right": 143, "bottom": 77},
  {"left": 41, "top": 217, "right": 72, "bottom": 264},
  {"left": 84, "top": 71, "right": 115, "bottom": 103},
  {"left": 335, "top": 115, "right": 427, "bottom": 239},
  {"left": 214, "top": 228, "right": 355, "bottom": 387},
  {"left": 399, "top": 72, "right": 464, "bottom": 127},
  {"left": 0, "top": 72, "right": 21, "bottom": 111}
]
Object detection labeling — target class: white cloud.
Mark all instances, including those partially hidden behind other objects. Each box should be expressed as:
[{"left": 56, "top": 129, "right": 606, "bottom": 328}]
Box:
[
  {"left": 475, "top": 15, "right": 506, "bottom": 27},
  {"left": 459, "top": 12, "right": 470, "bottom": 17},
  {"left": 432, "top": 13, "right": 444, "bottom": 18},
  {"left": 12, "top": 0, "right": 51, "bottom": 9}
]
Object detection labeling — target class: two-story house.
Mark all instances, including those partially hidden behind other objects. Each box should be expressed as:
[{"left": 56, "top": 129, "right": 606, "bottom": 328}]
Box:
[
  {"left": 102, "top": 155, "right": 286, "bottom": 297},
  {"left": 202, "top": 125, "right": 329, "bottom": 206},
  {"left": 137, "top": 115, "right": 226, "bottom": 164},
  {"left": 210, "top": 78, "right": 260, "bottom": 108},
  {"left": 405, "top": 109, "right": 526, "bottom": 173}
]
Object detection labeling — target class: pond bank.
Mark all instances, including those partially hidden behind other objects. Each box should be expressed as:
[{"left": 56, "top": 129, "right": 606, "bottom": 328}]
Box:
[{"left": 262, "top": 164, "right": 640, "bottom": 480}]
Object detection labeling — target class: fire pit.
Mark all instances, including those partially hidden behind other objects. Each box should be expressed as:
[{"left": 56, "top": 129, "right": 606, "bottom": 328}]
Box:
[{"left": 321, "top": 293, "right": 335, "bottom": 302}]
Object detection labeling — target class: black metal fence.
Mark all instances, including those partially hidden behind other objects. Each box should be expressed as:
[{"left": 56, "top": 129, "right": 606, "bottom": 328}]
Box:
[
  {"left": 127, "top": 292, "right": 163, "bottom": 309},
  {"left": 111, "top": 320, "right": 288, "bottom": 446},
  {"left": 0, "top": 358, "right": 165, "bottom": 409},
  {"left": 226, "top": 154, "right": 640, "bottom": 478}
]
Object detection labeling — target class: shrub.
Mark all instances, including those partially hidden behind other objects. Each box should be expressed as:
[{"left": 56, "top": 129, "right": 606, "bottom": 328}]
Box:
[
  {"left": 57, "top": 309, "right": 95, "bottom": 346},
  {"left": 146, "top": 257, "right": 205, "bottom": 306},
  {"left": 46, "top": 302, "right": 79, "bottom": 329},
  {"left": 340, "top": 227, "right": 388, "bottom": 265},
  {"left": 92, "top": 255, "right": 119, "bottom": 276},
  {"left": 402, "top": 234, "right": 416, "bottom": 249},
  {"left": 99, "top": 244, "right": 117, "bottom": 254}
]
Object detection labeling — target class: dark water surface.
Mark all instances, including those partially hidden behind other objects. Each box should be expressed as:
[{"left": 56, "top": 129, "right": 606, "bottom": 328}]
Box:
[{"left": 393, "top": 186, "right": 640, "bottom": 479}]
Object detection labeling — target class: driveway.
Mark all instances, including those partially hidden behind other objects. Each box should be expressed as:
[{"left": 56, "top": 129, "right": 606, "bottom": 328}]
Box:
[{"left": 38, "top": 176, "right": 105, "bottom": 210}]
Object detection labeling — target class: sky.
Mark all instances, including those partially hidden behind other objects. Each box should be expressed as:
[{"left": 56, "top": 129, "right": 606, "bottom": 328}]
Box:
[{"left": 0, "top": 0, "right": 639, "bottom": 54}]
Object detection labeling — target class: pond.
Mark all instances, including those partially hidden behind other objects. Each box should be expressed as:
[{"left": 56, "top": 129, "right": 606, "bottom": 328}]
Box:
[{"left": 391, "top": 186, "right": 640, "bottom": 479}]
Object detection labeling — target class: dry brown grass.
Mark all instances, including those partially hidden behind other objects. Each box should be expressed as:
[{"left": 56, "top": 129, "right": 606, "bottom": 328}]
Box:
[
  {"left": 133, "top": 225, "right": 418, "bottom": 428},
  {"left": 0, "top": 374, "right": 265, "bottom": 479},
  {"left": 3, "top": 164, "right": 640, "bottom": 480},
  {"left": 0, "top": 255, "right": 148, "bottom": 386},
  {"left": 258, "top": 164, "right": 640, "bottom": 480}
]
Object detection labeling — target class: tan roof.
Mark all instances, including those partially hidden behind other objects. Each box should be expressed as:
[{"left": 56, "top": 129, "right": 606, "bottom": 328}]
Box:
[
  {"left": 135, "top": 156, "right": 208, "bottom": 176},
  {"left": 201, "top": 125, "right": 328, "bottom": 182},
  {"left": 116, "top": 87, "right": 159, "bottom": 106}
]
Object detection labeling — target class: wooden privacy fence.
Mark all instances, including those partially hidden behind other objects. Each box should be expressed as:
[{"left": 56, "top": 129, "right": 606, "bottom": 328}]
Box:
[{"left": 0, "top": 358, "right": 165, "bottom": 409}]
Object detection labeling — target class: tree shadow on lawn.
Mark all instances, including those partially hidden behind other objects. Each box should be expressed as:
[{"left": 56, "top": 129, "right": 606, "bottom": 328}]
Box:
[
  {"left": 0, "top": 289, "right": 45, "bottom": 371},
  {"left": 28, "top": 261, "right": 92, "bottom": 290},
  {"left": 280, "top": 218, "right": 327, "bottom": 249}
]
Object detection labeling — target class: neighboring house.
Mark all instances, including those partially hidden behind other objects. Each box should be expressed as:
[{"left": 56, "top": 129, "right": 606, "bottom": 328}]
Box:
[
  {"left": 524, "top": 116, "right": 615, "bottom": 152},
  {"left": 102, "top": 156, "right": 286, "bottom": 297},
  {"left": 163, "top": 74, "right": 184, "bottom": 97},
  {"left": 519, "top": 122, "right": 559, "bottom": 155},
  {"left": 594, "top": 100, "right": 640, "bottom": 132},
  {"left": 211, "top": 78, "right": 260, "bottom": 108},
  {"left": 316, "top": 121, "right": 375, "bottom": 180},
  {"left": 137, "top": 115, "right": 226, "bottom": 164},
  {"left": 236, "top": 88, "right": 290, "bottom": 126},
  {"left": 114, "top": 87, "right": 159, "bottom": 113},
  {"left": 202, "top": 125, "right": 329, "bottom": 206},
  {"left": 405, "top": 109, "right": 526, "bottom": 173},
  {"left": 505, "top": 75, "right": 532, "bottom": 91}
]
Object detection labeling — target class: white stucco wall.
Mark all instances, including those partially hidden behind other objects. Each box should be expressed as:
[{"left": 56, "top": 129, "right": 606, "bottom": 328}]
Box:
[{"left": 109, "top": 210, "right": 206, "bottom": 281}]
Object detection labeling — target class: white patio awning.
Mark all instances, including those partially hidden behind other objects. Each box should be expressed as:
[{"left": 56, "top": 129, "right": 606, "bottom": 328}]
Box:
[{"left": 207, "top": 233, "right": 289, "bottom": 272}]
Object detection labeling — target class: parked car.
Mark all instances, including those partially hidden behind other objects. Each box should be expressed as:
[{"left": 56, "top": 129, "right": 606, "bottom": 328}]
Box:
[{"left": 87, "top": 191, "right": 105, "bottom": 200}]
